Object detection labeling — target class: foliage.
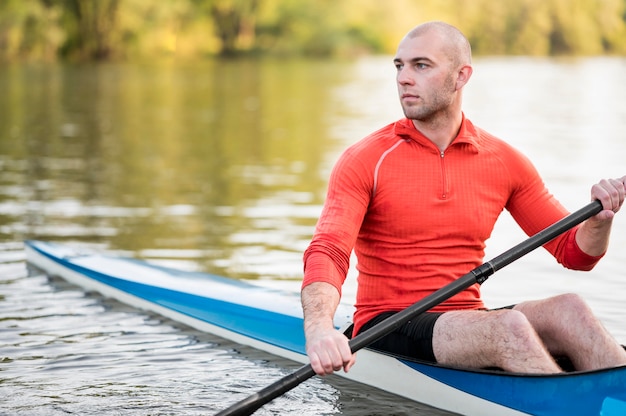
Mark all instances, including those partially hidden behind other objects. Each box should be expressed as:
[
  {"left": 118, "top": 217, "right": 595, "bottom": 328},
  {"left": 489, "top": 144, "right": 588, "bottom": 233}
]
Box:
[
  {"left": 1, "top": 0, "right": 625, "bottom": 61},
  {"left": 0, "top": 0, "right": 64, "bottom": 61}
]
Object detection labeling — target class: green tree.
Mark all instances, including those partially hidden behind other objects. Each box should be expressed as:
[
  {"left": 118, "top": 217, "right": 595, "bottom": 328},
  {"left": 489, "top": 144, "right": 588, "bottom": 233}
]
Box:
[
  {"left": 0, "top": 0, "right": 64, "bottom": 61},
  {"left": 190, "top": 0, "right": 260, "bottom": 56},
  {"left": 59, "top": 0, "right": 121, "bottom": 59},
  {"left": 505, "top": 0, "right": 553, "bottom": 55},
  {"left": 546, "top": 0, "right": 626, "bottom": 54},
  {"left": 2, "top": 0, "right": 626, "bottom": 61}
]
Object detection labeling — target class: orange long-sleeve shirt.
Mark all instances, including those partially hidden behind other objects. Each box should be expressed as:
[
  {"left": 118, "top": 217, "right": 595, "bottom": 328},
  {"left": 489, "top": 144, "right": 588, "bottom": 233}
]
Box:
[{"left": 302, "top": 116, "right": 602, "bottom": 336}]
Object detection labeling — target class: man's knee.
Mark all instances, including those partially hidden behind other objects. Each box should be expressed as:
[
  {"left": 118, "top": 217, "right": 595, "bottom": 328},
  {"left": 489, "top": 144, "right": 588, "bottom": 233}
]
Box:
[
  {"left": 516, "top": 293, "right": 599, "bottom": 347},
  {"left": 547, "top": 293, "right": 593, "bottom": 316},
  {"left": 484, "top": 310, "right": 554, "bottom": 369},
  {"left": 495, "top": 309, "right": 537, "bottom": 340},
  {"left": 517, "top": 293, "right": 592, "bottom": 319}
]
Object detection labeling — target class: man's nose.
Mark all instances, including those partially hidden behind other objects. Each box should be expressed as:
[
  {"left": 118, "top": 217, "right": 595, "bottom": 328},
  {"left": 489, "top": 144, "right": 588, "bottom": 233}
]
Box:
[{"left": 397, "top": 67, "right": 413, "bottom": 85}]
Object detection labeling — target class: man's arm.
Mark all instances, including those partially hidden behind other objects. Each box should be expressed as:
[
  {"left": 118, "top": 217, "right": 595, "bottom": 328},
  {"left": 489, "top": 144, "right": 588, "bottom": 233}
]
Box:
[
  {"left": 576, "top": 176, "right": 626, "bottom": 256},
  {"left": 301, "top": 281, "right": 355, "bottom": 376}
]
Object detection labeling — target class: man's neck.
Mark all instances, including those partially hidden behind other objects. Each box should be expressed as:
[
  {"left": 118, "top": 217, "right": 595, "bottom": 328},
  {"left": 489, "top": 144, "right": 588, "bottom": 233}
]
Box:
[{"left": 411, "top": 111, "right": 463, "bottom": 153}]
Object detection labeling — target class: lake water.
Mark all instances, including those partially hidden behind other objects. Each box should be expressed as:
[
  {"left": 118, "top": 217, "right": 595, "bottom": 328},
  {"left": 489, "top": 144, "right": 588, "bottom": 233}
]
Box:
[{"left": 0, "top": 56, "right": 625, "bottom": 415}]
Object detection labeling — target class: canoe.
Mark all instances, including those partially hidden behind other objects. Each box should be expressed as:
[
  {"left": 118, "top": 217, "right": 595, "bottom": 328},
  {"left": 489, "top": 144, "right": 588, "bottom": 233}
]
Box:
[{"left": 24, "top": 240, "right": 626, "bottom": 416}]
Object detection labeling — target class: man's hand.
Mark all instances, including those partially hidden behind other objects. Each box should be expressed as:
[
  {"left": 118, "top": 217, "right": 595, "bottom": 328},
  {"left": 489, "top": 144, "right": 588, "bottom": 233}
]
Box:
[
  {"left": 576, "top": 175, "right": 626, "bottom": 256},
  {"left": 301, "top": 281, "right": 356, "bottom": 376},
  {"left": 305, "top": 325, "right": 356, "bottom": 376},
  {"left": 590, "top": 175, "right": 626, "bottom": 220}
]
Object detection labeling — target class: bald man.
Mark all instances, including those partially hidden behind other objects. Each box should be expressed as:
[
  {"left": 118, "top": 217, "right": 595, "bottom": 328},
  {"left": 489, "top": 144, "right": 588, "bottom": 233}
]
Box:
[{"left": 301, "top": 21, "right": 626, "bottom": 376}]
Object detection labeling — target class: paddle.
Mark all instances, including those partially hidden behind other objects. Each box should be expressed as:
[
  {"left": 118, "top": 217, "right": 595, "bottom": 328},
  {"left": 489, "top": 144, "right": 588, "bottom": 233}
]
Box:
[{"left": 216, "top": 199, "right": 603, "bottom": 416}]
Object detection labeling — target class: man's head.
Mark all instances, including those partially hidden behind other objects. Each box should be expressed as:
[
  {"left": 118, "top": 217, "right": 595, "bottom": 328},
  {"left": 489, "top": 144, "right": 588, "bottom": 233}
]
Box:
[
  {"left": 394, "top": 22, "right": 473, "bottom": 123},
  {"left": 403, "top": 22, "right": 472, "bottom": 70}
]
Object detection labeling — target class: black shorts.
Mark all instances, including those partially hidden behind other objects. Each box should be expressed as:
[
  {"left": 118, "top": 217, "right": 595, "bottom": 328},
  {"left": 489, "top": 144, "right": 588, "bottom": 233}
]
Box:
[
  {"left": 357, "top": 311, "right": 443, "bottom": 362},
  {"left": 357, "top": 306, "right": 516, "bottom": 363}
]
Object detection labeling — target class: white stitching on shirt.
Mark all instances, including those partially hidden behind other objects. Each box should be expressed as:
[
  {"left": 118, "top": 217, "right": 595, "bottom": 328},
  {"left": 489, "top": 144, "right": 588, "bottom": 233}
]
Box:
[{"left": 372, "top": 139, "right": 407, "bottom": 196}]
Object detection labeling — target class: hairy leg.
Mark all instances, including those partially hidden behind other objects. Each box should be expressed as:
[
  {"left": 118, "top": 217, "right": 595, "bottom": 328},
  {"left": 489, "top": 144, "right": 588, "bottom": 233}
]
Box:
[
  {"left": 513, "top": 293, "right": 626, "bottom": 371},
  {"left": 432, "top": 308, "right": 561, "bottom": 373}
]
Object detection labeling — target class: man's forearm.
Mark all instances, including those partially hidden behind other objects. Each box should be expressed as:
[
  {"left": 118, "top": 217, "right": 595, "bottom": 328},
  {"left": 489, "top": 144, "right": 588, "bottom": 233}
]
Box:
[
  {"left": 575, "top": 218, "right": 612, "bottom": 257},
  {"left": 301, "top": 281, "right": 341, "bottom": 334}
]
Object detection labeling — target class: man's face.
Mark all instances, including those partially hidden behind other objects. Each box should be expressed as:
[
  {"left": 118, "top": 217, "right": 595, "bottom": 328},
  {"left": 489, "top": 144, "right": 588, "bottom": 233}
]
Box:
[{"left": 393, "top": 32, "right": 457, "bottom": 122}]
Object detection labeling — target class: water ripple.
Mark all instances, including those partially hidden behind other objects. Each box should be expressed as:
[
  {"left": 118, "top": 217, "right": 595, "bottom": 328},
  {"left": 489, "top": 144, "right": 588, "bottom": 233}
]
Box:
[{"left": 0, "top": 251, "right": 446, "bottom": 415}]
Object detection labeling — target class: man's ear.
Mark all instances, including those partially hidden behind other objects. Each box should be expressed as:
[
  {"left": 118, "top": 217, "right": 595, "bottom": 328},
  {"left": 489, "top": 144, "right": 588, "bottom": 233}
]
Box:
[{"left": 456, "top": 65, "right": 473, "bottom": 90}]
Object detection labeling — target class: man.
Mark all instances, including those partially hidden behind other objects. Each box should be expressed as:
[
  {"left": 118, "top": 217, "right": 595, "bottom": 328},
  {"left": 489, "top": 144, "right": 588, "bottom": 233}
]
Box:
[{"left": 301, "top": 21, "right": 626, "bottom": 376}]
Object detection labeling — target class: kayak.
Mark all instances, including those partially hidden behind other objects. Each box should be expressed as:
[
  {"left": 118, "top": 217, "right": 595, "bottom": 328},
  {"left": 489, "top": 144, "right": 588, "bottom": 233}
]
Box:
[{"left": 24, "top": 240, "right": 626, "bottom": 416}]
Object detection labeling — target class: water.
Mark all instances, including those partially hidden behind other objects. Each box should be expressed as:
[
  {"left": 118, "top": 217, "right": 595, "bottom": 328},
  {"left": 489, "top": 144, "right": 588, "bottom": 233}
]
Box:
[
  {"left": 1, "top": 56, "right": 625, "bottom": 415},
  {"left": 1, "top": 243, "right": 444, "bottom": 415}
]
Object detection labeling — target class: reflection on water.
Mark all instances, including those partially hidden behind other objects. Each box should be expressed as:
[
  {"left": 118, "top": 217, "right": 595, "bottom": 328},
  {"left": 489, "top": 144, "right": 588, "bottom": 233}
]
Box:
[
  {"left": 0, "top": 59, "right": 352, "bottom": 280},
  {"left": 1, "top": 56, "right": 625, "bottom": 414}
]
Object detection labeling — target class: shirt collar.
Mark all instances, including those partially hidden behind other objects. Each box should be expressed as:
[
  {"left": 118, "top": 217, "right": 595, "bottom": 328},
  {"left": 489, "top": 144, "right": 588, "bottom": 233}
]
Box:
[{"left": 394, "top": 114, "right": 480, "bottom": 153}]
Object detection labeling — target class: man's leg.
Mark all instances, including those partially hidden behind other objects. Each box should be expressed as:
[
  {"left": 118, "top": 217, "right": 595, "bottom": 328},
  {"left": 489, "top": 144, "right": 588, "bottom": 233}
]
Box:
[
  {"left": 432, "top": 307, "right": 561, "bottom": 373},
  {"left": 513, "top": 293, "right": 626, "bottom": 371}
]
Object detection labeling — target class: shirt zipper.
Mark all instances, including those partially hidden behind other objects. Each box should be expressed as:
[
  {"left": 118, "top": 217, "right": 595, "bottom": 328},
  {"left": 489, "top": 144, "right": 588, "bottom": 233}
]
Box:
[{"left": 440, "top": 150, "right": 448, "bottom": 199}]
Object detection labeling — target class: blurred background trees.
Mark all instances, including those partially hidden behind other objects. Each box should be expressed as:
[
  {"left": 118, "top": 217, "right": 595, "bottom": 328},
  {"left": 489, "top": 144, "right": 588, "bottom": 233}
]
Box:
[{"left": 1, "top": 0, "right": 625, "bottom": 61}]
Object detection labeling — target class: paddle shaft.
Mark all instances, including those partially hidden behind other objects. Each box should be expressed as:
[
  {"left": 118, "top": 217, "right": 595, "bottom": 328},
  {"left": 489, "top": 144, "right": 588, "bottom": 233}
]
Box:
[{"left": 215, "top": 200, "right": 603, "bottom": 416}]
